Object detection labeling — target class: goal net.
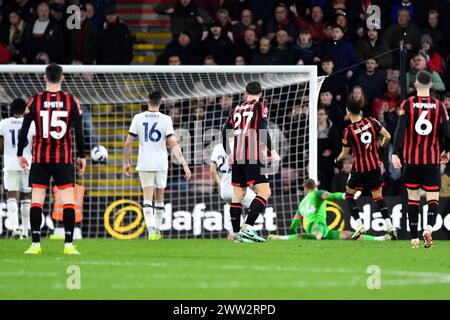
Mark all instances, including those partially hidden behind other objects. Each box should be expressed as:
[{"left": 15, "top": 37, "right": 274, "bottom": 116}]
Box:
[{"left": 0, "top": 65, "right": 323, "bottom": 239}]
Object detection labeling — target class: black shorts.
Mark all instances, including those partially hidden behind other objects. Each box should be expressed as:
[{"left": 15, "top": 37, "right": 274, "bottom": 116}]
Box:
[
  {"left": 403, "top": 164, "right": 441, "bottom": 191},
  {"left": 232, "top": 163, "right": 269, "bottom": 188},
  {"left": 29, "top": 163, "right": 75, "bottom": 189},
  {"left": 347, "top": 168, "right": 383, "bottom": 192}
]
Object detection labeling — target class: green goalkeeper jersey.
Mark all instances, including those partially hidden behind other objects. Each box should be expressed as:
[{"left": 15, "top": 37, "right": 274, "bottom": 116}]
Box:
[{"left": 294, "top": 190, "right": 344, "bottom": 227}]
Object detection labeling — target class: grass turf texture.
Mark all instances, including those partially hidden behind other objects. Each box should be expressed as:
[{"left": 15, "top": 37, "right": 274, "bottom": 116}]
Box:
[{"left": 1, "top": 239, "right": 450, "bottom": 299}]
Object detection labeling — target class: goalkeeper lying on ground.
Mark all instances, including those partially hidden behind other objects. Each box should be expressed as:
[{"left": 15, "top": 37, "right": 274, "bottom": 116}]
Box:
[{"left": 269, "top": 179, "right": 390, "bottom": 241}]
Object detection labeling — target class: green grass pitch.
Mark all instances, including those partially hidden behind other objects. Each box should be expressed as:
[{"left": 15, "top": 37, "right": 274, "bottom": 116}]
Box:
[{"left": 1, "top": 239, "right": 450, "bottom": 299}]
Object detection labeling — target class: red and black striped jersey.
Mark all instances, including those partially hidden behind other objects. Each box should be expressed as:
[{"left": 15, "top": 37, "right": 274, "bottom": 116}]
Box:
[
  {"left": 393, "top": 96, "right": 450, "bottom": 165},
  {"left": 17, "top": 91, "right": 85, "bottom": 164},
  {"left": 221, "top": 99, "right": 272, "bottom": 163},
  {"left": 342, "top": 117, "right": 383, "bottom": 173}
]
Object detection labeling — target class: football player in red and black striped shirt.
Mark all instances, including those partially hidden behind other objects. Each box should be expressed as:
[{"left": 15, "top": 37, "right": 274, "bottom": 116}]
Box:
[
  {"left": 336, "top": 101, "right": 395, "bottom": 240},
  {"left": 392, "top": 70, "right": 450, "bottom": 248},
  {"left": 221, "top": 81, "right": 280, "bottom": 243},
  {"left": 17, "top": 64, "right": 86, "bottom": 255}
]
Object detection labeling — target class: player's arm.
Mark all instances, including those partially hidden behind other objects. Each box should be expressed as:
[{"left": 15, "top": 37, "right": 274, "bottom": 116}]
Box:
[
  {"left": 123, "top": 134, "right": 135, "bottom": 176},
  {"left": 210, "top": 161, "right": 221, "bottom": 191},
  {"left": 258, "top": 104, "right": 280, "bottom": 162},
  {"left": 289, "top": 211, "right": 303, "bottom": 235},
  {"left": 72, "top": 96, "right": 86, "bottom": 175},
  {"left": 17, "top": 98, "right": 35, "bottom": 171},
  {"left": 439, "top": 101, "right": 450, "bottom": 163},
  {"left": 167, "top": 135, "right": 192, "bottom": 180},
  {"left": 321, "top": 191, "right": 345, "bottom": 201},
  {"left": 335, "top": 127, "right": 350, "bottom": 163},
  {"left": 221, "top": 114, "right": 234, "bottom": 155},
  {"left": 392, "top": 101, "right": 408, "bottom": 168},
  {"left": 379, "top": 127, "right": 391, "bottom": 148}
]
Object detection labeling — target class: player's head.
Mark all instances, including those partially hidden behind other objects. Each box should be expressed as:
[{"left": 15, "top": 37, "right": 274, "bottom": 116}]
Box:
[
  {"left": 44, "top": 63, "right": 64, "bottom": 85},
  {"left": 148, "top": 91, "right": 162, "bottom": 108},
  {"left": 346, "top": 101, "right": 361, "bottom": 117},
  {"left": 414, "top": 70, "right": 433, "bottom": 91},
  {"left": 10, "top": 98, "right": 27, "bottom": 117},
  {"left": 245, "top": 81, "right": 262, "bottom": 98},
  {"left": 303, "top": 179, "right": 317, "bottom": 194}
]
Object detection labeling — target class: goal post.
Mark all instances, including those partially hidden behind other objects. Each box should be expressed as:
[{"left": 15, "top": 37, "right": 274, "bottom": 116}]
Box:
[{"left": 0, "top": 65, "right": 324, "bottom": 239}]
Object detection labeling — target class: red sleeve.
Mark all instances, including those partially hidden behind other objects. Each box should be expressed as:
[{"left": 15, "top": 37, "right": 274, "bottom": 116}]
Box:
[
  {"left": 370, "top": 117, "right": 382, "bottom": 133},
  {"left": 342, "top": 127, "right": 350, "bottom": 147}
]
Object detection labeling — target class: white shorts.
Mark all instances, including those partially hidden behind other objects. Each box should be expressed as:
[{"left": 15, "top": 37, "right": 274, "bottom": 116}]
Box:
[
  {"left": 221, "top": 183, "right": 256, "bottom": 208},
  {"left": 139, "top": 171, "right": 168, "bottom": 189},
  {"left": 3, "top": 170, "right": 31, "bottom": 193}
]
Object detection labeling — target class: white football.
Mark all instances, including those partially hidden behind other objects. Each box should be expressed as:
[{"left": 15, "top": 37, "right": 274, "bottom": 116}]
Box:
[{"left": 91, "top": 145, "right": 108, "bottom": 162}]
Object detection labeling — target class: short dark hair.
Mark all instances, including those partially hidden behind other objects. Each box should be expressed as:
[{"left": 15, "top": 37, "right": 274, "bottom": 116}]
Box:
[
  {"left": 331, "top": 24, "right": 344, "bottom": 33},
  {"left": 10, "top": 98, "right": 27, "bottom": 116},
  {"left": 443, "top": 92, "right": 450, "bottom": 99},
  {"left": 416, "top": 70, "right": 432, "bottom": 86},
  {"left": 148, "top": 91, "right": 162, "bottom": 105},
  {"left": 303, "top": 179, "right": 317, "bottom": 190},
  {"left": 246, "top": 81, "right": 262, "bottom": 95},
  {"left": 45, "top": 64, "right": 63, "bottom": 83},
  {"left": 321, "top": 57, "right": 334, "bottom": 64},
  {"left": 347, "top": 101, "right": 361, "bottom": 115},
  {"left": 318, "top": 105, "right": 328, "bottom": 114}
]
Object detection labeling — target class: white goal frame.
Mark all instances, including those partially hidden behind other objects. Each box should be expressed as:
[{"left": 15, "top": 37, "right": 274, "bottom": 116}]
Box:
[{"left": 0, "top": 64, "right": 319, "bottom": 181}]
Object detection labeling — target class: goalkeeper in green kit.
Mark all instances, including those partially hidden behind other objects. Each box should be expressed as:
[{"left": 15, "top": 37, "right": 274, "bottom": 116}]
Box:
[{"left": 269, "top": 179, "right": 389, "bottom": 241}]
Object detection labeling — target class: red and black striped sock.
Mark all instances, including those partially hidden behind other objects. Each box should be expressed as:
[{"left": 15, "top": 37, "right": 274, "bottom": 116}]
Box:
[
  {"left": 30, "top": 203, "right": 43, "bottom": 243},
  {"left": 408, "top": 200, "right": 420, "bottom": 239},
  {"left": 63, "top": 204, "right": 75, "bottom": 244},
  {"left": 426, "top": 200, "right": 439, "bottom": 229},
  {"left": 345, "top": 193, "right": 360, "bottom": 220},
  {"left": 245, "top": 196, "right": 267, "bottom": 226},
  {"left": 230, "top": 203, "right": 242, "bottom": 233},
  {"left": 374, "top": 196, "right": 389, "bottom": 220}
]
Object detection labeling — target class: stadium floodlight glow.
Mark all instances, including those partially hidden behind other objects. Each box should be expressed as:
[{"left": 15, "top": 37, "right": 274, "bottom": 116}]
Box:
[{"left": 0, "top": 65, "right": 324, "bottom": 238}]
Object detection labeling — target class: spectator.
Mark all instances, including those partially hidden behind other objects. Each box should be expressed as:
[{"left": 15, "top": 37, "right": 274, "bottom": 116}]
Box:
[
  {"left": 155, "top": 0, "right": 210, "bottom": 42},
  {"left": 12, "top": 0, "right": 35, "bottom": 23},
  {"left": 97, "top": 5, "right": 133, "bottom": 65},
  {"left": 319, "top": 57, "right": 347, "bottom": 106},
  {"left": 422, "top": 10, "right": 443, "bottom": 53},
  {"left": 356, "top": 28, "right": 393, "bottom": 70},
  {"left": 49, "top": 3, "right": 65, "bottom": 29},
  {"left": 21, "top": 1, "right": 64, "bottom": 63},
  {"left": 372, "top": 77, "right": 401, "bottom": 121},
  {"left": 163, "top": 31, "right": 198, "bottom": 65},
  {"left": 354, "top": 58, "right": 386, "bottom": 107},
  {"left": 391, "top": 0, "right": 415, "bottom": 24},
  {"left": 319, "top": 89, "right": 344, "bottom": 132},
  {"left": 444, "top": 92, "right": 450, "bottom": 113},
  {"left": 250, "top": 36, "right": 283, "bottom": 65},
  {"left": 34, "top": 51, "right": 50, "bottom": 64},
  {"left": 221, "top": 0, "right": 251, "bottom": 22},
  {"left": 67, "top": 4, "right": 98, "bottom": 65},
  {"left": 383, "top": 8, "right": 421, "bottom": 53},
  {"left": 216, "top": 8, "right": 234, "bottom": 37},
  {"left": 288, "top": 28, "right": 321, "bottom": 65},
  {"left": 168, "top": 55, "right": 182, "bottom": 65},
  {"left": 235, "top": 28, "right": 258, "bottom": 63},
  {"left": 419, "top": 34, "right": 443, "bottom": 75},
  {"left": 348, "top": 85, "right": 370, "bottom": 117},
  {"left": 204, "top": 54, "right": 216, "bottom": 65},
  {"left": 201, "top": 19, "right": 234, "bottom": 65},
  {"left": 406, "top": 53, "right": 445, "bottom": 95},
  {"left": 273, "top": 30, "right": 290, "bottom": 63},
  {"left": 0, "top": 42, "right": 10, "bottom": 64},
  {"left": 263, "top": 3, "right": 296, "bottom": 43},
  {"left": 295, "top": 5, "right": 327, "bottom": 45},
  {"left": 8, "top": 10, "right": 26, "bottom": 64},
  {"left": 322, "top": 25, "right": 360, "bottom": 80},
  {"left": 317, "top": 105, "right": 339, "bottom": 191},
  {"left": 233, "top": 9, "right": 260, "bottom": 43},
  {"left": 234, "top": 55, "right": 246, "bottom": 65},
  {"left": 332, "top": 157, "right": 353, "bottom": 192}
]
